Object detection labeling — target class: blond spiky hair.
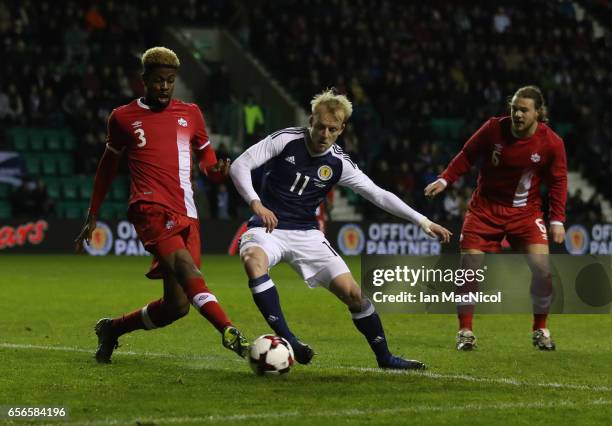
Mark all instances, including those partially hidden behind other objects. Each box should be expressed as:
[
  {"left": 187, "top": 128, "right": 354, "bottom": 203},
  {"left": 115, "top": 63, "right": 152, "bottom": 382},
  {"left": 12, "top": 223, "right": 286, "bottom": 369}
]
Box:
[
  {"left": 310, "top": 89, "right": 353, "bottom": 121},
  {"left": 141, "top": 46, "right": 180, "bottom": 72}
]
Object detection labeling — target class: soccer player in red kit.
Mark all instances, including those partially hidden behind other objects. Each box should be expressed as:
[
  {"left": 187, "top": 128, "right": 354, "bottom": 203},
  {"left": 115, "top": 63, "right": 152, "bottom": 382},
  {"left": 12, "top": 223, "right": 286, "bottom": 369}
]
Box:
[
  {"left": 75, "top": 47, "right": 249, "bottom": 363},
  {"left": 425, "top": 86, "right": 567, "bottom": 351}
]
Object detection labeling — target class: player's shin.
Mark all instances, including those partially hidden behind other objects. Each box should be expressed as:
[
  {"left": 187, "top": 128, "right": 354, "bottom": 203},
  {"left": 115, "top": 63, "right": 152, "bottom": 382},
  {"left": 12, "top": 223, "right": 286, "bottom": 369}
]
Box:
[
  {"left": 186, "top": 277, "right": 232, "bottom": 332},
  {"left": 110, "top": 298, "right": 179, "bottom": 337},
  {"left": 350, "top": 299, "right": 391, "bottom": 362},
  {"left": 249, "top": 274, "right": 298, "bottom": 345},
  {"left": 531, "top": 272, "right": 552, "bottom": 330},
  {"left": 109, "top": 308, "right": 146, "bottom": 337},
  {"left": 456, "top": 253, "right": 482, "bottom": 331}
]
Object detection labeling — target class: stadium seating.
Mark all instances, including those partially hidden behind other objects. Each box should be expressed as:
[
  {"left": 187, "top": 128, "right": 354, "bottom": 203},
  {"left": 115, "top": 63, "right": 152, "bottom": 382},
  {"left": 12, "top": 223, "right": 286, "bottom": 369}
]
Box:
[
  {"left": 0, "top": 200, "right": 11, "bottom": 219},
  {"left": 3, "top": 124, "right": 129, "bottom": 219},
  {"left": 0, "top": 183, "right": 11, "bottom": 198},
  {"left": 0, "top": 1, "right": 607, "bottom": 222}
]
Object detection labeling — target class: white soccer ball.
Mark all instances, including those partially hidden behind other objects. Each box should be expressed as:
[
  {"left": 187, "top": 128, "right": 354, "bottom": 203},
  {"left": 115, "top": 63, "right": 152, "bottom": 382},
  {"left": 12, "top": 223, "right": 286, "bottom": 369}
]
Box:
[{"left": 248, "top": 334, "right": 295, "bottom": 375}]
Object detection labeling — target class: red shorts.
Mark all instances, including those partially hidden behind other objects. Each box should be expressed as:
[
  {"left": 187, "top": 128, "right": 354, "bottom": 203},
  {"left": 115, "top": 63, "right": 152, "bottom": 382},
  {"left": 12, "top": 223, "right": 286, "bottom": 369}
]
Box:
[
  {"left": 128, "top": 202, "right": 201, "bottom": 279},
  {"left": 460, "top": 196, "right": 548, "bottom": 253}
]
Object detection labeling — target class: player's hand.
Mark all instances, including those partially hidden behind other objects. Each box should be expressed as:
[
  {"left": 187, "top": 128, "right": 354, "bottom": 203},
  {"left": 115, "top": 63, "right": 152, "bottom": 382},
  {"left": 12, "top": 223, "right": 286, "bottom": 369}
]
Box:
[
  {"left": 75, "top": 212, "right": 97, "bottom": 252},
  {"left": 204, "top": 158, "right": 231, "bottom": 183},
  {"left": 424, "top": 179, "right": 447, "bottom": 198},
  {"left": 251, "top": 199, "right": 278, "bottom": 233},
  {"left": 212, "top": 158, "right": 231, "bottom": 176},
  {"left": 420, "top": 218, "right": 452, "bottom": 243},
  {"left": 550, "top": 223, "right": 565, "bottom": 244}
]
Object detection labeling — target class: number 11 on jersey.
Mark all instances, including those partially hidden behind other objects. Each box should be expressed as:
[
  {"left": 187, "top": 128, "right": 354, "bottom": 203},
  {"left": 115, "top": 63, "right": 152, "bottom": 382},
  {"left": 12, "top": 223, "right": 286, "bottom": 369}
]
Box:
[{"left": 290, "top": 172, "right": 310, "bottom": 195}]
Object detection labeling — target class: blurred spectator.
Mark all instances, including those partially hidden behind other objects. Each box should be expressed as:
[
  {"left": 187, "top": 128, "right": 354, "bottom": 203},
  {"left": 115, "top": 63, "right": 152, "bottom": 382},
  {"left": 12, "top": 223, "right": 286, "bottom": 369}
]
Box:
[
  {"left": 242, "top": 93, "right": 264, "bottom": 146},
  {"left": 11, "top": 178, "right": 54, "bottom": 219},
  {"left": 207, "top": 64, "right": 233, "bottom": 134},
  {"left": 0, "top": 86, "right": 10, "bottom": 121},
  {"left": 84, "top": 4, "right": 106, "bottom": 32},
  {"left": 2, "top": 0, "right": 611, "bottom": 223},
  {"left": 62, "top": 86, "right": 87, "bottom": 123},
  {"left": 493, "top": 7, "right": 511, "bottom": 33},
  {"left": 27, "top": 84, "right": 42, "bottom": 122},
  {"left": 443, "top": 188, "right": 463, "bottom": 221},
  {"left": 217, "top": 183, "right": 230, "bottom": 219},
  {"left": 585, "top": 193, "right": 604, "bottom": 223}
]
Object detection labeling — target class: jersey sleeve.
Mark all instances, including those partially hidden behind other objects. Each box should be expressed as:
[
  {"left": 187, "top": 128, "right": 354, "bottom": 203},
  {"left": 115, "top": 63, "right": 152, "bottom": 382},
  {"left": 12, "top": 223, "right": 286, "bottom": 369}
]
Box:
[
  {"left": 338, "top": 157, "right": 427, "bottom": 225},
  {"left": 230, "top": 133, "right": 290, "bottom": 204},
  {"left": 105, "top": 110, "right": 128, "bottom": 154},
  {"left": 89, "top": 112, "right": 123, "bottom": 215},
  {"left": 546, "top": 136, "right": 568, "bottom": 223},
  {"left": 189, "top": 105, "right": 226, "bottom": 180},
  {"left": 440, "top": 119, "right": 493, "bottom": 184},
  {"left": 190, "top": 105, "right": 210, "bottom": 151}
]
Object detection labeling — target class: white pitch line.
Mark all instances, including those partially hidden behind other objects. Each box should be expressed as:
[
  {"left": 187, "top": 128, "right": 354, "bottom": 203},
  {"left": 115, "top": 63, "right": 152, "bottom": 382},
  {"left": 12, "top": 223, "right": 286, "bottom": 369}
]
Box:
[
  {"left": 339, "top": 366, "right": 612, "bottom": 393},
  {"left": 2, "top": 342, "right": 612, "bottom": 393},
  {"left": 36, "top": 399, "right": 612, "bottom": 426},
  {"left": 0, "top": 343, "right": 221, "bottom": 362}
]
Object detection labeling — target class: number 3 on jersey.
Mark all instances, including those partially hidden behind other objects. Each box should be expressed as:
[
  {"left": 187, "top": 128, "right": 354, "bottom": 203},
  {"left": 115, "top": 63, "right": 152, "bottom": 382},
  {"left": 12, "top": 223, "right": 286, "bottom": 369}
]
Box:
[
  {"left": 134, "top": 128, "right": 147, "bottom": 148},
  {"left": 290, "top": 172, "right": 310, "bottom": 195}
]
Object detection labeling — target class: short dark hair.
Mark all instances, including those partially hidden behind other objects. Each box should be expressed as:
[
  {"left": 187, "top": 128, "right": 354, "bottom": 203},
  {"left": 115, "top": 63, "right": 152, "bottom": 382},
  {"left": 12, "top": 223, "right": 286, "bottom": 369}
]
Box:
[{"left": 509, "top": 85, "right": 549, "bottom": 123}]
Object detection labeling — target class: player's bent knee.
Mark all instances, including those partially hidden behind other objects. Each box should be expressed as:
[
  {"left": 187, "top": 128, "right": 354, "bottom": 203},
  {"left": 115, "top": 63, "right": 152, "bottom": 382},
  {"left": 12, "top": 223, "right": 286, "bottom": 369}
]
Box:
[
  {"left": 174, "top": 254, "right": 201, "bottom": 281},
  {"left": 241, "top": 247, "right": 269, "bottom": 277},
  {"left": 347, "top": 290, "right": 364, "bottom": 312},
  {"left": 170, "top": 301, "right": 190, "bottom": 319},
  {"left": 162, "top": 301, "right": 189, "bottom": 325},
  {"left": 330, "top": 274, "right": 363, "bottom": 309}
]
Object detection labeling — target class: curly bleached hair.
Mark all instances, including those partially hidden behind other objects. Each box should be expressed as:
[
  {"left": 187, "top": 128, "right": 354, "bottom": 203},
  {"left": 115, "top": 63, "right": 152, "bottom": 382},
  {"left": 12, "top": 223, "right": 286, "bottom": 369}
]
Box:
[
  {"left": 311, "top": 88, "right": 353, "bottom": 122},
  {"left": 141, "top": 46, "right": 180, "bottom": 73}
]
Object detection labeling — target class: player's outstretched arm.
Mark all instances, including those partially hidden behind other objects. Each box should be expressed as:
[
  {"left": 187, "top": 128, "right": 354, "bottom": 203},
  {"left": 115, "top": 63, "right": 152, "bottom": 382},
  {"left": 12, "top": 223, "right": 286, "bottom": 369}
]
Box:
[
  {"left": 203, "top": 158, "right": 231, "bottom": 183},
  {"left": 424, "top": 178, "right": 448, "bottom": 198},
  {"left": 341, "top": 167, "right": 452, "bottom": 242},
  {"left": 420, "top": 218, "right": 452, "bottom": 243},
  {"left": 195, "top": 142, "right": 231, "bottom": 183},
  {"left": 75, "top": 146, "right": 120, "bottom": 251}
]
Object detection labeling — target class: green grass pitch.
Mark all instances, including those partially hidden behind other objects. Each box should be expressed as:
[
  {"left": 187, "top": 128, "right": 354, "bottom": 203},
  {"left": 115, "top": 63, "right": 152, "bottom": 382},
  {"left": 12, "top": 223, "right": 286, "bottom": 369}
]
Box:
[{"left": 1, "top": 254, "right": 611, "bottom": 425}]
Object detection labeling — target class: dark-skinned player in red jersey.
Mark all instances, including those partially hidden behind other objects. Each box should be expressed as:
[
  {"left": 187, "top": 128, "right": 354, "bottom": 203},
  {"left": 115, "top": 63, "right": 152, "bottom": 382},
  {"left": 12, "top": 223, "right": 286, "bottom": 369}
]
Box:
[
  {"left": 425, "top": 86, "right": 567, "bottom": 352},
  {"left": 75, "top": 47, "right": 249, "bottom": 363}
]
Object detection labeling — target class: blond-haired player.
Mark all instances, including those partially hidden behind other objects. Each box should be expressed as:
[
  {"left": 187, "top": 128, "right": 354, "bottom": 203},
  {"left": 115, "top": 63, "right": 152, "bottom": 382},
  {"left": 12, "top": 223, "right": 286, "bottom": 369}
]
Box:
[
  {"left": 76, "top": 47, "right": 249, "bottom": 363},
  {"left": 230, "top": 89, "right": 452, "bottom": 369}
]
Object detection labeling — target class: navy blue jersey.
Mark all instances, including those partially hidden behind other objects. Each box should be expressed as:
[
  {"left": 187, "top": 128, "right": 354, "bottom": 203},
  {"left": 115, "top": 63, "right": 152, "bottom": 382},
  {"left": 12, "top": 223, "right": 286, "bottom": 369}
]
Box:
[
  {"left": 231, "top": 127, "right": 427, "bottom": 230},
  {"left": 252, "top": 128, "right": 355, "bottom": 229}
]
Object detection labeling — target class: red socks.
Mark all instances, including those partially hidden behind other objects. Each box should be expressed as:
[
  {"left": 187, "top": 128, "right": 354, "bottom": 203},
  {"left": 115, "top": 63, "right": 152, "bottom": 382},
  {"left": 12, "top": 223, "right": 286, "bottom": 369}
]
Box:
[
  {"left": 458, "top": 312, "right": 474, "bottom": 331},
  {"left": 111, "top": 308, "right": 145, "bottom": 337},
  {"left": 533, "top": 314, "right": 548, "bottom": 330},
  {"left": 108, "top": 277, "right": 232, "bottom": 337},
  {"left": 186, "top": 277, "right": 232, "bottom": 332},
  {"left": 111, "top": 298, "right": 175, "bottom": 337}
]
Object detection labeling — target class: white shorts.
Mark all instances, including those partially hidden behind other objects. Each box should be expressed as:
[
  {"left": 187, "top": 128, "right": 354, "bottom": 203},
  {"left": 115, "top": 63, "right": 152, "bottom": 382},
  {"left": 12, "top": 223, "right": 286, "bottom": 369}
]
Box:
[{"left": 239, "top": 227, "right": 351, "bottom": 288}]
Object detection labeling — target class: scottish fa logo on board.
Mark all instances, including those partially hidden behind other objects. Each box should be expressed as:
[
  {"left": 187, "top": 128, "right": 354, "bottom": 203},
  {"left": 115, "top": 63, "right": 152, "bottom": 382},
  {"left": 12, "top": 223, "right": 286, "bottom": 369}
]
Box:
[
  {"left": 565, "top": 224, "right": 589, "bottom": 255},
  {"left": 337, "top": 224, "right": 365, "bottom": 255}
]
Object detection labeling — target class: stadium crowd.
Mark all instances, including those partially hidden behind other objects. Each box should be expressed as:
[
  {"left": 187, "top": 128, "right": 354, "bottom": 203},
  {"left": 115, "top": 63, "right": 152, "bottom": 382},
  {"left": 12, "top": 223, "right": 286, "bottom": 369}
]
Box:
[{"left": 0, "top": 0, "right": 609, "bottom": 223}]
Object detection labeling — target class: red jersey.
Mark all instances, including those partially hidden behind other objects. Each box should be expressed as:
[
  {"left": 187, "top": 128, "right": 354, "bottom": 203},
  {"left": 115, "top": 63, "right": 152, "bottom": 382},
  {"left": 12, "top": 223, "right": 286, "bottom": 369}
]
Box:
[
  {"left": 440, "top": 116, "right": 567, "bottom": 222},
  {"left": 107, "top": 98, "right": 211, "bottom": 218}
]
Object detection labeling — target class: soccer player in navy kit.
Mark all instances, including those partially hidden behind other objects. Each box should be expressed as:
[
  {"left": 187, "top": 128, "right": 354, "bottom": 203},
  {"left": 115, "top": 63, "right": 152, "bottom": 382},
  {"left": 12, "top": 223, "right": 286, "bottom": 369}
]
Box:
[{"left": 230, "top": 89, "right": 452, "bottom": 370}]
